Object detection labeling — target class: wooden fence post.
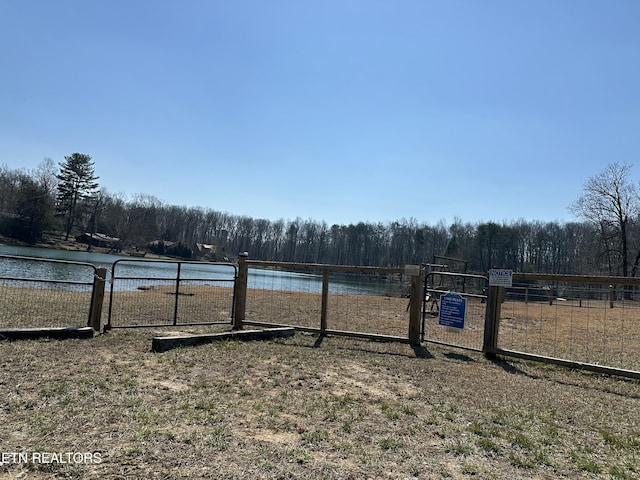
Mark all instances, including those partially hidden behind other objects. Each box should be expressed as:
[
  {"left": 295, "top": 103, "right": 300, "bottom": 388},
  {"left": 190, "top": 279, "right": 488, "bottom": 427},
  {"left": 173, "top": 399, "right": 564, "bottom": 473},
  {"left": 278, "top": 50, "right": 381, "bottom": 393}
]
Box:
[
  {"left": 233, "top": 252, "right": 249, "bottom": 330},
  {"left": 320, "top": 269, "right": 329, "bottom": 333},
  {"left": 88, "top": 267, "right": 107, "bottom": 331},
  {"left": 609, "top": 284, "right": 614, "bottom": 308},
  {"left": 483, "top": 285, "right": 503, "bottom": 359},
  {"left": 408, "top": 265, "right": 425, "bottom": 345}
]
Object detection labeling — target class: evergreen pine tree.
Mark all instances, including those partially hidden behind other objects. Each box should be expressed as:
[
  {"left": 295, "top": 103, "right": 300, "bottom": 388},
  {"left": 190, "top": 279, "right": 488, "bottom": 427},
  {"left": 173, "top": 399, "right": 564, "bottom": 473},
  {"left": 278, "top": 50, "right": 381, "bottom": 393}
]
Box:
[{"left": 56, "top": 153, "right": 99, "bottom": 240}]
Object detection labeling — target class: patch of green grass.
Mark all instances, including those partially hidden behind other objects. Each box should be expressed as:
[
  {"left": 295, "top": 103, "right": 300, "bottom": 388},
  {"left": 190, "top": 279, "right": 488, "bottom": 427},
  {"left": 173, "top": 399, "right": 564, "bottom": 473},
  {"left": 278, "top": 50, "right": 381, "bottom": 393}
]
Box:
[
  {"left": 600, "top": 428, "right": 640, "bottom": 449},
  {"left": 609, "top": 464, "right": 638, "bottom": 479},
  {"left": 461, "top": 460, "right": 481, "bottom": 475},
  {"left": 379, "top": 437, "right": 404, "bottom": 451},
  {"left": 336, "top": 395, "right": 357, "bottom": 407},
  {"left": 256, "top": 459, "right": 277, "bottom": 472},
  {"left": 542, "top": 424, "right": 559, "bottom": 443},
  {"left": 402, "top": 405, "right": 417, "bottom": 416},
  {"left": 468, "top": 420, "right": 502, "bottom": 439},
  {"left": 131, "top": 425, "right": 160, "bottom": 441},
  {"left": 132, "top": 405, "right": 165, "bottom": 425},
  {"left": 194, "top": 399, "right": 217, "bottom": 412},
  {"left": 79, "top": 376, "right": 108, "bottom": 390},
  {"left": 330, "top": 439, "right": 353, "bottom": 452},
  {"left": 532, "top": 450, "right": 554, "bottom": 467},
  {"left": 287, "top": 448, "right": 311, "bottom": 465},
  {"left": 508, "top": 453, "right": 536, "bottom": 469},
  {"left": 576, "top": 458, "right": 602, "bottom": 474},
  {"left": 511, "top": 432, "right": 535, "bottom": 450},
  {"left": 444, "top": 438, "right": 473, "bottom": 456},
  {"left": 379, "top": 401, "right": 400, "bottom": 420},
  {"left": 205, "top": 425, "right": 230, "bottom": 450},
  {"left": 477, "top": 438, "right": 501, "bottom": 453},
  {"left": 302, "top": 429, "right": 330, "bottom": 444},
  {"left": 423, "top": 413, "right": 439, "bottom": 426},
  {"left": 569, "top": 447, "right": 603, "bottom": 474},
  {"left": 39, "top": 381, "right": 68, "bottom": 398}
]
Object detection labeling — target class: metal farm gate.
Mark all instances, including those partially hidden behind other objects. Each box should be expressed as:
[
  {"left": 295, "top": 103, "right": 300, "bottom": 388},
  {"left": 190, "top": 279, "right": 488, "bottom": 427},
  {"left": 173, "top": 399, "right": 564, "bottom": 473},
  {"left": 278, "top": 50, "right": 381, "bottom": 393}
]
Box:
[
  {"left": 0, "top": 254, "right": 106, "bottom": 330},
  {"left": 107, "top": 259, "right": 237, "bottom": 329},
  {"left": 421, "top": 270, "right": 489, "bottom": 351}
]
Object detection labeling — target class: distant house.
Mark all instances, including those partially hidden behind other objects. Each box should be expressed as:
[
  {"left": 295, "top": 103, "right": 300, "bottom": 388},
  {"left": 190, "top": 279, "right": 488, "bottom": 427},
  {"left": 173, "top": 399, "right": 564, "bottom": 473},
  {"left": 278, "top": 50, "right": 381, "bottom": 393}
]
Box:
[
  {"left": 76, "top": 233, "right": 120, "bottom": 248},
  {"left": 147, "top": 240, "right": 176, "bottom": 254},
  {"left": 195, "top": 243, "right": 216, "bottom": 255},
  {"left": 148, "top": 240, "right": 190, "bottom": 258}
]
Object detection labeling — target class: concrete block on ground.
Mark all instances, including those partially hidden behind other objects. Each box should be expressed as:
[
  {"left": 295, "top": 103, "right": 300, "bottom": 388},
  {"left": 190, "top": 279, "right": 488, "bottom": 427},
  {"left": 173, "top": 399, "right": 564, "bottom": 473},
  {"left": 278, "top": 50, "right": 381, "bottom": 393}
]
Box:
[
  {"left": 0, "top": 326, "right": 94, "bottom": 341},
  {"left": 151, "top": 327, "right": 296, "bottom": 353}
]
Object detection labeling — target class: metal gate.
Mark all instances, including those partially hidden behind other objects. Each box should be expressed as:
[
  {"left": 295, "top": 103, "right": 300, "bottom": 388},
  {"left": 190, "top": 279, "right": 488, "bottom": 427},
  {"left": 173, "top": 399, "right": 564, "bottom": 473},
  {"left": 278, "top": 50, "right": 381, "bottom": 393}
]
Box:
[
  {"left": 0, "top": 254, "right": 106, "bottom": 329},
  {"left": 421, "top": 270, "right": 488, "bottom": 351},
  {"left": 107, "top": 259, "right": 237, "bottom": 329}
]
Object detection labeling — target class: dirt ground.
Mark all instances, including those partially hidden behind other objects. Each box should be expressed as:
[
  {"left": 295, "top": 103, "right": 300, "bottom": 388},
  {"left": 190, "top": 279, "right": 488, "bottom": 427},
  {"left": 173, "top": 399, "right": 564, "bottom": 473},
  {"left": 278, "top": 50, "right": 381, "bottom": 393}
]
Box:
[{"left": 0, "top": 327, "right": 639, "bottom": 480}]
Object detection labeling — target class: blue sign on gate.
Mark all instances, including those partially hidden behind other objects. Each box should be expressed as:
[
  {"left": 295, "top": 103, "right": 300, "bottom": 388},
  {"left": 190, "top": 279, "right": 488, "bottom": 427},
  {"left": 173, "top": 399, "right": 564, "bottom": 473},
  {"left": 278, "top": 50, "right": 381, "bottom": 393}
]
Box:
[{"left": 438, "top": 292, "right": 467, "bottom": 329}]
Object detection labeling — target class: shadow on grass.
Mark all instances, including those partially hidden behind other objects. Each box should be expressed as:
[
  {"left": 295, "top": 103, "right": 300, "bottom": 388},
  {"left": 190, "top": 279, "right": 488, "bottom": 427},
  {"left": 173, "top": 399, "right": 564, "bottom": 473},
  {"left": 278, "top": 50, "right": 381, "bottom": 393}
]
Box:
[
  {"left": 489, "top": 355, "right": 640, "bottom": 398},
  {"left": 412, "top": 343, "right": 433, "bottom": 359},
  {"left": 443, "top": 352, "right": 476, "bottom": 362},
  {"left": 489, "top": 356, "right": 539, "bottom": 378},
  {"left": 313, "top": 334, "right": 326, "bottom": 348},
  {"left": 285, "top": 333, "right": 435, "bottom": 359}
]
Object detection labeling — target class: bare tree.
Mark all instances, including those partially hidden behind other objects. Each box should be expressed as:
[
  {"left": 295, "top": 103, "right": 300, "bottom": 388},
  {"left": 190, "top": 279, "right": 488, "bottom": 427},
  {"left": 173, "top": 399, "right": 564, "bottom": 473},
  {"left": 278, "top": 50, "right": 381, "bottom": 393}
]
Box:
[
  {"left": 33, "top": 158, "right": 59, "bottom": 194},
  {"left": 570, "top": 162, "right": 638, "bottom": 276}
]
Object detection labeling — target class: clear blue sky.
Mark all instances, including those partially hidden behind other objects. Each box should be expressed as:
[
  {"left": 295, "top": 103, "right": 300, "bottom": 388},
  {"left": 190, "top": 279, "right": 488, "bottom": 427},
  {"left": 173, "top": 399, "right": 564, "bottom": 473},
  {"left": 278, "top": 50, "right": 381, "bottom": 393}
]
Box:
[{"left": 2, "top": 0, "right": 639, "bottom": 226}]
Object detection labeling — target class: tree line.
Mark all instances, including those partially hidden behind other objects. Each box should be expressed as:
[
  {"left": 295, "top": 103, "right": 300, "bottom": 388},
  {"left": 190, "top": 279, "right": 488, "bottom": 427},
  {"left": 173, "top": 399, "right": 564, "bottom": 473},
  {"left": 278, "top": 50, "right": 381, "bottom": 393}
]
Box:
[{"left": 2, "top": 156, "right": 639, "bottom": 276}]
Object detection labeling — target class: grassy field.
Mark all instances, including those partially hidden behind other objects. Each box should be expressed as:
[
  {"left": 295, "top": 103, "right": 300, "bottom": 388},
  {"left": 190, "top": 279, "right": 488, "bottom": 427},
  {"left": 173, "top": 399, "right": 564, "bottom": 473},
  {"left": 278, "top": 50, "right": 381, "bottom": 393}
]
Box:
[{"left": 0, "top": 328, "right": 639, "bottom": 480}]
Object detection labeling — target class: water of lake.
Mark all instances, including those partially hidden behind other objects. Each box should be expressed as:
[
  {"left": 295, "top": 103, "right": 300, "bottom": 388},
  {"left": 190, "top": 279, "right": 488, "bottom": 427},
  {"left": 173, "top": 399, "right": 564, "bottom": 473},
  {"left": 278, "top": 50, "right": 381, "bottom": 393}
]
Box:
[{"left": 0, "top": 245, "right": 388, "bottom": 295}]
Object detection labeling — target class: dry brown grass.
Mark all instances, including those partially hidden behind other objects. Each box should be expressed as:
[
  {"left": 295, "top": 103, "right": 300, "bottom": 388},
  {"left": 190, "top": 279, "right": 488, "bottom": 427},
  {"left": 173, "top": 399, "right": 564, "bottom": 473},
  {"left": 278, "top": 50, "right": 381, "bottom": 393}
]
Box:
[
  {"left": 246, "top": 289, "right": 410, "bottom": 338},
  {"left": 0, "top": 328, "right": 639, "bottom": 480},
  {"left": 0, "top": 285, "right": 92, "bottom": 328},
  {"left": 107, "top": 285, "right": 235, "bottom": 328},
  {"left": 2, "top": 284, "right": 640, "bottom": 479}
]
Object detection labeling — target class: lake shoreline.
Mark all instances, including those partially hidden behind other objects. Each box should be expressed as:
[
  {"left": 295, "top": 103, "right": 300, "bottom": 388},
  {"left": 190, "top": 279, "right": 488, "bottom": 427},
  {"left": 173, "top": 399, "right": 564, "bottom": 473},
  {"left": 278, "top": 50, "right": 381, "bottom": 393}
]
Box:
[
  {"left": 0, "top": 232, "right": 112, "bottom": 252},
  {"left": 0, "top": 233, "right": 175, "bottom": 261}
]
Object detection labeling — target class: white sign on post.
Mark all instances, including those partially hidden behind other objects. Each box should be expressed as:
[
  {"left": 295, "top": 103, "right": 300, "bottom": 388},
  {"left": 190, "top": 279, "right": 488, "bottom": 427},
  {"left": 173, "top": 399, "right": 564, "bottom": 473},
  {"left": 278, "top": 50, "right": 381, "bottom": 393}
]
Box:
[{"left": 489, "top": 269, "right": 513, "bottom": 287}]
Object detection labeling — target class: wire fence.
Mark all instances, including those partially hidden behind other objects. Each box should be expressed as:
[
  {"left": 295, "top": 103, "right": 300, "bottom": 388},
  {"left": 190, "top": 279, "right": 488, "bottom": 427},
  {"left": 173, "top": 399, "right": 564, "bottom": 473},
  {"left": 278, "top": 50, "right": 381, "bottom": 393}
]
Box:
[
  {"left": 243, "top": 261, "right": 412, "bottom": 340},
  {"left": 2, "top": 253, "right": 640, "bottom": 378},
  {"left": 0, "top": 255, "right": 100, "bottom": 329},
  {"left": 498, "top": 275, "right": 640, "bottom": 373}
]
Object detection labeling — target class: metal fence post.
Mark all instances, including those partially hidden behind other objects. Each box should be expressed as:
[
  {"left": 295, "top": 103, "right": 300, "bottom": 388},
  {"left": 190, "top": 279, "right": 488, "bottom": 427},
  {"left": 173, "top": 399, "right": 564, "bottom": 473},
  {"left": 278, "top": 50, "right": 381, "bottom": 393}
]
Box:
[
  {"left": 88, "top": 267, "right": 107, "bottom": 331},
  {"left": 173, "top": 262, "right": 182, "bottom": 326},
  {"left": 233, "top": 252, "right": 249, "bottom": 330},
  {"left": 483, "top": 285, "right": 503, "bottom": 359},
  {"left": 408, "top": 265, "right": 425, "bottom": 345}
]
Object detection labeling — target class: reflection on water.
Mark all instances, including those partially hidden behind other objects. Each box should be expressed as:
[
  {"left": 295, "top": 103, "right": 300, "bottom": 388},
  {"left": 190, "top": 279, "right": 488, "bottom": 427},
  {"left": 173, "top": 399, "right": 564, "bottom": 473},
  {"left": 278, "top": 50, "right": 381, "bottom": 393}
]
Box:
[
  {"left": 0, "top": 245, "right": 398, "bottom": 295},
  {"left": 0, "top": 247, "right": 98, "bottom": 291}
]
